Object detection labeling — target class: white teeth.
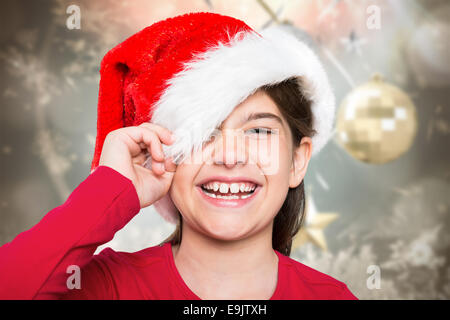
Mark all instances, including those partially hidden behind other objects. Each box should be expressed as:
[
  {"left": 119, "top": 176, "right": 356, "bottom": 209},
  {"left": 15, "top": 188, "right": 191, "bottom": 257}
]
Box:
[
  {"left": 230, "top": 183, "right": 240, "bottom": 193},
  {"left": 207, "top": 192, "right": 216, "bottom": 198},
  {"left": 202, "top": 188, "right": 250, "bottom": 200},
  {"left": 219, "top": 183, "right": 229, "bottom": 193},
  {"left": 201, "top": 181, "right": 257, "bottom": 193},
  {"left": 244, "top": 185, "right": 255, "bottom": 192},
  {"left": 216, "top": 194, "right": 239, "bottom": 199}
]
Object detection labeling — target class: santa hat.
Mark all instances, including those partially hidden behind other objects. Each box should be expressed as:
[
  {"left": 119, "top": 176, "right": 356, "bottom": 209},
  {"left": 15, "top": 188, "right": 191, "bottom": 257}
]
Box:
[{"left": 91, "top": 12, "right": 336, "bottom": 224}]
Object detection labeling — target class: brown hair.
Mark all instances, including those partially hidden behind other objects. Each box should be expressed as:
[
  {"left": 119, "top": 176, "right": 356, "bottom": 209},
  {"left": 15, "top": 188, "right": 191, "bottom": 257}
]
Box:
[{"left": 159, "top": 76, "right": 317, "bottom": 256}]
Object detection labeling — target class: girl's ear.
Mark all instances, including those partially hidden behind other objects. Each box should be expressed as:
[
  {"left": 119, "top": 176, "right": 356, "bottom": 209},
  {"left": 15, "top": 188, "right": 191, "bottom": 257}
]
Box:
[{"left": 289, "top": 137, "right": 312, "bottom": 188}]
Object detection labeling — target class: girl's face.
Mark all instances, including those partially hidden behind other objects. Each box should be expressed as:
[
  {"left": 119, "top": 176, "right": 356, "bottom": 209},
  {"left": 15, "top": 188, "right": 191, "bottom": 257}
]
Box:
[{"left": 169, "top": 90, "right": 311, "bottom": 241}]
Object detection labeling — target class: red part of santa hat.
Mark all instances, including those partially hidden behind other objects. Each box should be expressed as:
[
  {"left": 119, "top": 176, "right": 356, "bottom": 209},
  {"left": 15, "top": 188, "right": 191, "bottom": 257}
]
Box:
[{"left": 91, "top": 12, "right": 336, "bottom": 224}]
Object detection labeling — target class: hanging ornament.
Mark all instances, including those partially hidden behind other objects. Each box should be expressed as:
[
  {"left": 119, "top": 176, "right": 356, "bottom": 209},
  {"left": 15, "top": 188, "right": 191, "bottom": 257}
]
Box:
[
  {"left": 292, "top": 190, "right": 339, "bottom": 252},
  {"left": 335, "top": 73, "right": 418, "bottom": 164}
]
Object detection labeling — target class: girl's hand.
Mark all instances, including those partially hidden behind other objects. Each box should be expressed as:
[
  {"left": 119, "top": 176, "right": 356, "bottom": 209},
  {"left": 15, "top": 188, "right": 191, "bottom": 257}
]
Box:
[{"left": 98, "top": 123, "right": 177, "bottom": 208}]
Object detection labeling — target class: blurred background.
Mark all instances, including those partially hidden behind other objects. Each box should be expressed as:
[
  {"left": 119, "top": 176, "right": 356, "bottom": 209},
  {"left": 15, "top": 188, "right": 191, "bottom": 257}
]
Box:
[{"left": 0, "top": 0, "right": 449, "bottom": 299}]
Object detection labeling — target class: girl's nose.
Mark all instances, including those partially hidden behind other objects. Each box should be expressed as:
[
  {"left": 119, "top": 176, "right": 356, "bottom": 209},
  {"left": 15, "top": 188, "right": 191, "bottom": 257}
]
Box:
[{"left": 212, "top": 129, "right": 247, "bottom": 168}]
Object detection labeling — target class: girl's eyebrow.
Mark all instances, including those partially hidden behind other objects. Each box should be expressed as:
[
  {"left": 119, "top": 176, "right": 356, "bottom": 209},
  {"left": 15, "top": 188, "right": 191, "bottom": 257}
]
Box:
[
  {"left": 245, "top": 112, "right": 283, "bottom": 125},
  {"left": 218, "top": 112, "right": 283, "bottom": 130}
]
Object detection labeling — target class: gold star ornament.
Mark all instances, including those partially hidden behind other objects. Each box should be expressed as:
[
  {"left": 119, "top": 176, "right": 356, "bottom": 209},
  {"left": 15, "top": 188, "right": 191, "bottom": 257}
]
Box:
[{"left": 291, "top": 191, "right": 339, "bottom": 252}]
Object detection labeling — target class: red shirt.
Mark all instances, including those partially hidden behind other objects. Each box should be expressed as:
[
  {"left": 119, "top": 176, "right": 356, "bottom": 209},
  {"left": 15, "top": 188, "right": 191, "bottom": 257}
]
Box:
[{"left": 0, "top": 166, "right": 358, "bottom": 300}]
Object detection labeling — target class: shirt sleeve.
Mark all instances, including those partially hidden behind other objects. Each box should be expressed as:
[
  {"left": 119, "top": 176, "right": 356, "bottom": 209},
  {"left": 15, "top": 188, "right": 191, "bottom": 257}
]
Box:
[
  {"left": 335, "top": 284, "right": 359, "bottom": 300},
  {"left": 0, "top": 166, "right": 141, "bottom": 299},
  {"left": 59, "top": 253, "right": 118, "bottom": 300}
]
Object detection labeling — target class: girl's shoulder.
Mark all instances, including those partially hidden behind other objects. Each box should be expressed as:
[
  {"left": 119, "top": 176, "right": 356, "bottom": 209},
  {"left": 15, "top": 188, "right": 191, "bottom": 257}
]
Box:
[
  {"left": 277, "top": 253, "right": 357, "bottom": 299},
  {"left": 94, "top": 242, "right": 168, "bottom": 268}
]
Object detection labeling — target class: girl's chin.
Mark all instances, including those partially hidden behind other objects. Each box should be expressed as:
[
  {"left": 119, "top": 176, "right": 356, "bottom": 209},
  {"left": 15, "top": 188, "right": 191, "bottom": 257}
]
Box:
[
  {"left": 199, "top": 220, "right": 250, "bottom": 240},
  {"left": 204, "top": 231, "right": 248, "bottom": 242}
]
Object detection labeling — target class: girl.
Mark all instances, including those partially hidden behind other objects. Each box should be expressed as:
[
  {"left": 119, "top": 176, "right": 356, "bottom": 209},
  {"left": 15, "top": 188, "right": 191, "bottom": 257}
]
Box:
[{"left": 0, "top": 12, "right": 357, "bottom": 300}]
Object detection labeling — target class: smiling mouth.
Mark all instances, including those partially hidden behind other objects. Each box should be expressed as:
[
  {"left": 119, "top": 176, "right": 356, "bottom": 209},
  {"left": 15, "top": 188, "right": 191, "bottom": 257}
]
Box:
[
  {"left": 199, "top": 185, "right": 256, "bottom": 199},
  {"left": 196, "top": 183, "right": 261, "bottom": 208},
  {"left": 195, "top": 178, "right": 262, "bottom": 208}
]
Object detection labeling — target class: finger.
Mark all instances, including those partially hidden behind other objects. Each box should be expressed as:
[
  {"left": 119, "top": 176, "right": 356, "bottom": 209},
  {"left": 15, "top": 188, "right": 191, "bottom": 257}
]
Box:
[
  {"left": 152, "top": 159, "right": 165, "bottom": 175},
  {"left": 139, "top": 122, "right": 175, "bottom": 145},
  {"left": 123, "top": 127, "right": 165, "bottom": 161},
  {"left": 164, "top": 156, "right": 177, "bottom": 172},
  {"left": 107, "top": 130, "right": 142, "bottom": 158},
  {"left": 141, "top": 154, "right": 165, "bottom": 175},
  {"left": 140, "top": 128, "right": 165, "bottom": 162}
]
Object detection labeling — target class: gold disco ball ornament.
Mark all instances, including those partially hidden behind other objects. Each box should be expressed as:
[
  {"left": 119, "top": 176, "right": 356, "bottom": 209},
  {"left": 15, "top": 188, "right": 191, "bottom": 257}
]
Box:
[{"left": 336, "top": 74, "right": 418, "bottom": 164}]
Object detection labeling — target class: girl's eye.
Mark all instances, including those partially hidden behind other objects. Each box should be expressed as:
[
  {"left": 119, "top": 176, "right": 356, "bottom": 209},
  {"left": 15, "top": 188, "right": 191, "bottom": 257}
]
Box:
[{"left": 245, "top": 128, "right": 274, "bottom": 136}]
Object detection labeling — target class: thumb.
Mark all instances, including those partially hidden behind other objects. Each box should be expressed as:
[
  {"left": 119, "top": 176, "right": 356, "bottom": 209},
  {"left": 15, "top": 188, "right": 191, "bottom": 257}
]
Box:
[{"left": 164, "top": 156, "right": 177, "bottom": 172}]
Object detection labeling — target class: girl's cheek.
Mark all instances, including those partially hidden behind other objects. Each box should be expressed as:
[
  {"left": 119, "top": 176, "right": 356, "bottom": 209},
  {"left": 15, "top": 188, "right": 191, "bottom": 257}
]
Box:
[{"left": 248, "top": 135, "right": 284, "bottom": 176}]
